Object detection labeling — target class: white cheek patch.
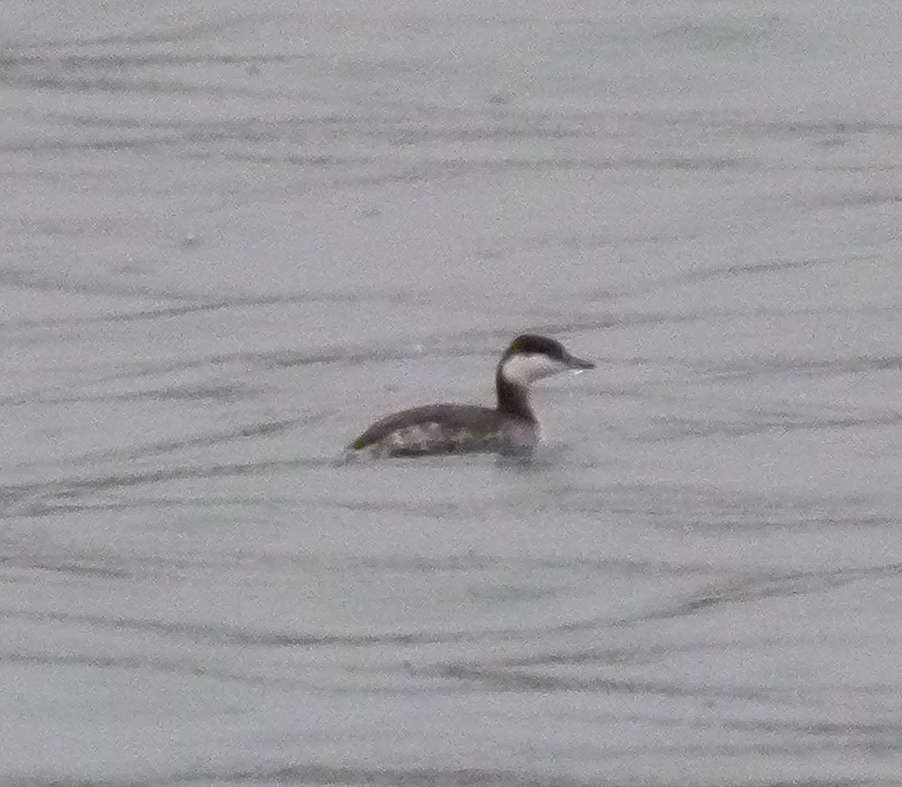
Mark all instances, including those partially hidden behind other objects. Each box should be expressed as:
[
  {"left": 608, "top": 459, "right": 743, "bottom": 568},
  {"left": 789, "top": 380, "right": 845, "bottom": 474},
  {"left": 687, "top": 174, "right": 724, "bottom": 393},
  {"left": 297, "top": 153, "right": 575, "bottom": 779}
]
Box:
[{"left": 501, "top": 353, "right": 569, "bottom": 384}]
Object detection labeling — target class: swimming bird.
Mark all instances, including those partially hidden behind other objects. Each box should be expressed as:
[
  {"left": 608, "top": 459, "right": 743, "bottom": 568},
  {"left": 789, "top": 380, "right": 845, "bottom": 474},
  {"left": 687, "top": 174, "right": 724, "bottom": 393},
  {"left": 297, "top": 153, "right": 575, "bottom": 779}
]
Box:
[{"left": 347, "top": 334, "right": 594, "bottom": 458}]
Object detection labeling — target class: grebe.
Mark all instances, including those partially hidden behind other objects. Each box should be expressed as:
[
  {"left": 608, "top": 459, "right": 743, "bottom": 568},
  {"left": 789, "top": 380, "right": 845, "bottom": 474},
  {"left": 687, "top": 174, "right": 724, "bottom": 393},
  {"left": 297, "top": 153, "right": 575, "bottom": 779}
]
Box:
[{"left": 347, "top": 334, "right": 594, "bottom": 458}]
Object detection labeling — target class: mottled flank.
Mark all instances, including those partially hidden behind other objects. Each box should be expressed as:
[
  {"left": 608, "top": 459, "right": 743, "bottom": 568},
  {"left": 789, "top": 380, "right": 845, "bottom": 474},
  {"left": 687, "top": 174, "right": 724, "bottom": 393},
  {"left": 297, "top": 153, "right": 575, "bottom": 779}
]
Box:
[
  {"left": 358, "top": 422, "right": 498, "bottom": 457},
  {"left": 349, "top": 404, "right": 538, "bottom": 457}
]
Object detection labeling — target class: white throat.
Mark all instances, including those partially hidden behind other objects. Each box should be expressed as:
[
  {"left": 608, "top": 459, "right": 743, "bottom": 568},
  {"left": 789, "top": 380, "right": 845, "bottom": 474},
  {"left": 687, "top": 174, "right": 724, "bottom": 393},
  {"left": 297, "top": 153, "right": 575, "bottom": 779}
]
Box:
[{"left": 500, "top": 353, "right": 570, "bottom": 386}]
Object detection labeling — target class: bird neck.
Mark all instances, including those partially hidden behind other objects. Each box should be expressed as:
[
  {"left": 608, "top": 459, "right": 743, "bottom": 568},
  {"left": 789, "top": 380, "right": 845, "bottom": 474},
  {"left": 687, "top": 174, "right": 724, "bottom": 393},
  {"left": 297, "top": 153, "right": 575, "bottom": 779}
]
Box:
[{"left": 496, "top": 365, "right": 536, "bottom": 421}]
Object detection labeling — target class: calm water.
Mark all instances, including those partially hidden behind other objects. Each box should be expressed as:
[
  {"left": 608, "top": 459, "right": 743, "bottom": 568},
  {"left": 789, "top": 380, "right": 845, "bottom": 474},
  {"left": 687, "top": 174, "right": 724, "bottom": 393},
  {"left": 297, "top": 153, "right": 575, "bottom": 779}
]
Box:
[{"left": 3, "top": 2, "right": 902, "bottom": 785}]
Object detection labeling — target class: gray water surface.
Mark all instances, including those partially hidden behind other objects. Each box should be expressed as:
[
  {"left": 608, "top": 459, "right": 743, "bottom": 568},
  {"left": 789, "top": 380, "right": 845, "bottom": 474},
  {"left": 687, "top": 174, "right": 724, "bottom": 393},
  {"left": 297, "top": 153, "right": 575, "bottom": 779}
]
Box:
[{"left": 3, "top": 3, "right": 902, "bottom": 785}]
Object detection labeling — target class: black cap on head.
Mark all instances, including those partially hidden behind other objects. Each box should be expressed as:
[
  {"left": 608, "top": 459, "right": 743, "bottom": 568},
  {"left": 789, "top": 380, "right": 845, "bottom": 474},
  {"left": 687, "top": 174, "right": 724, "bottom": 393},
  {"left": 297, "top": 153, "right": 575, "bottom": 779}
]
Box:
[
  {"left": 508, "top": 334, "right": 566, "bottom": 359},
  {"left": 505, "top": 333, "right": 595, "bottom": 370}
]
